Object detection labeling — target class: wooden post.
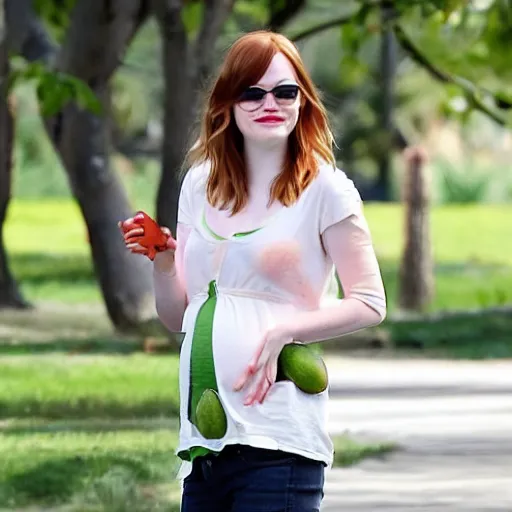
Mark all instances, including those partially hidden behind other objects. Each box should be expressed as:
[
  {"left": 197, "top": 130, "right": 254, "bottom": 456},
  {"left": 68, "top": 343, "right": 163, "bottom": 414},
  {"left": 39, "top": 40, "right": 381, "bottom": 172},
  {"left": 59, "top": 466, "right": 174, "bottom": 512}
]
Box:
[{"left": 397, "top": 146, "right": 434, "bottom": 313}]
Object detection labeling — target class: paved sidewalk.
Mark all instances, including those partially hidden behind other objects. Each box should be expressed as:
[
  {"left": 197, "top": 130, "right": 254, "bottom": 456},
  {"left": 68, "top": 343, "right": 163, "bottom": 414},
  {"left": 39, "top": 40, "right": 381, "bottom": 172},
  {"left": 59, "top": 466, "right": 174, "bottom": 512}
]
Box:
[{"left": 321, "top": 357, "right": 512, "bottom": 511}]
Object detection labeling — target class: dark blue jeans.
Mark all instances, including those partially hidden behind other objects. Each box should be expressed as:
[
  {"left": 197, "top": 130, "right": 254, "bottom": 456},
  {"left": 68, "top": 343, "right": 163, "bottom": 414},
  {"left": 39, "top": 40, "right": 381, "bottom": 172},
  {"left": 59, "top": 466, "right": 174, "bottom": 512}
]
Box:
[{"left": 181, "top": 444, "right": 325, "bottom": 512}]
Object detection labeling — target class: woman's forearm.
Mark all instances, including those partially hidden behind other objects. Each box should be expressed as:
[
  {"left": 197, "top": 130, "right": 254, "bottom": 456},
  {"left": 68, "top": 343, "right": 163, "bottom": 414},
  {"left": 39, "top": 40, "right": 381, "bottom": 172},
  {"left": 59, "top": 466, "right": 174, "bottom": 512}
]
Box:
[
  {"left": 281, "top": 297, "right": 384, "bottom": 344},
  {"left": 153, "top": 267, "right": 188, "bottom": 332},
  {"left": 153, "top": 223, "right": 191, "bottom": 332}
]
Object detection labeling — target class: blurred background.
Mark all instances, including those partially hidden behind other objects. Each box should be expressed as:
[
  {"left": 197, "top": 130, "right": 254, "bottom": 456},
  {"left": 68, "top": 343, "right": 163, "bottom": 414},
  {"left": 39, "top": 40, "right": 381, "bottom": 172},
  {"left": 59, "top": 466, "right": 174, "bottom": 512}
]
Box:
[{"left": 0, "top": 1, "right": 511, "bottom": 511}]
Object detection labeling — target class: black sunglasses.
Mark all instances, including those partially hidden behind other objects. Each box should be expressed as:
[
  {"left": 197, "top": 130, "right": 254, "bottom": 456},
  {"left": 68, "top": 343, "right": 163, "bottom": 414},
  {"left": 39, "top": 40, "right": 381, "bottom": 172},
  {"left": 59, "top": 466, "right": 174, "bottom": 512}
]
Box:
[{"left": 238, "top": 84, "right": 300, "bottom": 111}]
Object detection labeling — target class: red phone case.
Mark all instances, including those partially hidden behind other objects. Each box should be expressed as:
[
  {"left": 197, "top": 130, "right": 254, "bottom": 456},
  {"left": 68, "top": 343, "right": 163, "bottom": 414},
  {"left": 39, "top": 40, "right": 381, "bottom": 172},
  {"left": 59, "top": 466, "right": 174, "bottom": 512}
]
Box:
[{"left": 132, "top": 211, "right": 169, "bottom": 261}]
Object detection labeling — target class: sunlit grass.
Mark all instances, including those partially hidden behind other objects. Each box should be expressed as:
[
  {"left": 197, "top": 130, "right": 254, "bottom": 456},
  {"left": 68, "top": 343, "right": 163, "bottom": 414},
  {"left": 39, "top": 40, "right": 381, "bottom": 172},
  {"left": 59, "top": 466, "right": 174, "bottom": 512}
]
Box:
[
  {"left": 364, "top": 203, "right": 512, "bottom": 266},
  {"left": 5, "top": 199, "right": 89, "bottom": 255},
  {"left": 0, "top": 354, "right": 180, "bottom": 419},
  {"left": 0, "top": 419, "right": 395, "bottom": 509},
  {"left": 0, "top": 356, "right": 395, "bottom": 509},
  {"left": 0, "top": 422, "right": 180, "bottom": 508},
  {"left": 4, "top": 199, "right": 512, "bottom": 310}
]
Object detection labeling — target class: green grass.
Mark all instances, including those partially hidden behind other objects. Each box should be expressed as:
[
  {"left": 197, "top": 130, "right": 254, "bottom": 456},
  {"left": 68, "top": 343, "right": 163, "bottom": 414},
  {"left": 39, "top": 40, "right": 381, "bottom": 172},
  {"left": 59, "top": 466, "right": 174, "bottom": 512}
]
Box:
[
  {"left": 0, "top": 423, "right": 180, "bottom": 509},
  {"left": 0, "top": 197, "right": 508, "bottom": 508},
  {"left": 365, "top": 204, "right": 512, "bottom": 311},
  {"left": 0, "top": 417, "right": 395, "bottom": 509},
  {"left": 0, "top": 352, "right": 182, "bottom": 508},
  {"left": 333, "top": 435, "right": 396, "bottom": 467},
  {"left": 5, "top": 200, "right": 89, "bottom": 255},
  {"left": 0, "top": 353, "right": 395, "bottom": 509},
  {"left": 365, "top": 204, "right": 512, "bottom": 266},
  {"left": 0, "top": 355, "right": 180, "bottom": 419},
  {"left": 388, "top": 309, "right": 512, "bottom": 359},
  {"left": 5, "top": 200, "right": 512, "bottom": 310}
]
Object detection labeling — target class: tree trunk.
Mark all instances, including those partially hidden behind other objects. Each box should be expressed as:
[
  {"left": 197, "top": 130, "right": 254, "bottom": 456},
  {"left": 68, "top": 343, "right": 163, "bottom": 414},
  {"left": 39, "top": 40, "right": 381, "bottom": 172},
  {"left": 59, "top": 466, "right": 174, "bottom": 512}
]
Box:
[
  {"left": 4, "top": 0, "right": 56, "bottom": 62},
  {"left": 5, "top": 0, "right": 156, "bottom": 329},
  {"left": 0, "top": 0, "right": 31, "bottom": 309},
  {"left": 398, "top": 146, "right": 434, "bottom": 312},
  {"left": 152, "top": 0, "right": 234, "bottom": 234},
  {"left": 376, "top": 1, "right": 396, "bottom": 201},
  {"left": 43, "top": 0, "right": 155, "bottom": 330},
  {"left": 153, "top": 2, "right": 194, "bottom": 233}
]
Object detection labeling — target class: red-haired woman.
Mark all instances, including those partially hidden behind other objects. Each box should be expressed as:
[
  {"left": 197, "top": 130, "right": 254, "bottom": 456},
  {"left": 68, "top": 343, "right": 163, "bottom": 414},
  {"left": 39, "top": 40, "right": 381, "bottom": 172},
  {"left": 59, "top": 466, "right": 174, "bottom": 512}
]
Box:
[{"left": 121, "top": 30, "right": 386, "bottom": 512}]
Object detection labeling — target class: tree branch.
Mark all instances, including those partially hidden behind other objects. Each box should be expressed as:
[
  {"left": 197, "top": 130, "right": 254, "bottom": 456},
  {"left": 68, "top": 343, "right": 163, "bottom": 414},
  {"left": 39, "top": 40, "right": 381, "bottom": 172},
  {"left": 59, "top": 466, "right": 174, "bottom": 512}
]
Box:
[
  {"left": 194, "top": 0, "right": 235, "bottom": 86},
  {"left": 151, "top": 0, "right": 190, "bottom": 111},
  {"left": 393, "top": 23, "right": 510, "bottom": 126},
  {"left": 132, "top": 0, "right": 152, "bottom": 40},
  {"left": 58, "top": 0, "right": 150, "bottom": 83},
  {"left": 288, "top": 12, "right": 356, "bottom": 43},
  {"left": 288, "top": 0, "right": 383, "bottom": 43},
  {"left": 267, "top": 0, "right": 306, "bottom": 32},
  {"left": 5, "top": 0, "right": 57, "bottom": 63}
]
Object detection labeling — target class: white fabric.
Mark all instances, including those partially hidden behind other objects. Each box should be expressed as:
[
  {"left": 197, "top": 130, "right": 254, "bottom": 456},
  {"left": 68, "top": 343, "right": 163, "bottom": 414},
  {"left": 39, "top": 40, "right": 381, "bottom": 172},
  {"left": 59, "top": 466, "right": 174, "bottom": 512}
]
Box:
[{"left": 158, "top": 161, "right": 381, "bottom": 478}]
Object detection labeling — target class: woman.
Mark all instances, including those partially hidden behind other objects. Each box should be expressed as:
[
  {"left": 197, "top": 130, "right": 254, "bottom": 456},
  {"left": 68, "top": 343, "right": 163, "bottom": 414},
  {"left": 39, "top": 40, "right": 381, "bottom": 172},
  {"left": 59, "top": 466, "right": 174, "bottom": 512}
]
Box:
[{"left": 120, "top": 30, "right": 386, "bottom": 512}]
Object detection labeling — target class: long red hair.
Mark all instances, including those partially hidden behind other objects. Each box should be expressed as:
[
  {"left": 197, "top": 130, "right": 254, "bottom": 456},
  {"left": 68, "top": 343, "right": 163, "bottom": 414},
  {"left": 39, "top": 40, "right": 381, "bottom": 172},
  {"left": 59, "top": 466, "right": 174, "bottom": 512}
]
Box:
[{"left": 187, "top": 30, "right": 336, "bottom": 215}]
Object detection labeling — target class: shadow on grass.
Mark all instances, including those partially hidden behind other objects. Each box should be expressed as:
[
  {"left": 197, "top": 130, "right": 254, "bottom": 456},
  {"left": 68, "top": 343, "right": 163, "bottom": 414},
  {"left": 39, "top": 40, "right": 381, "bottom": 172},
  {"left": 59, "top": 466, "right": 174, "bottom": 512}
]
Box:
[
  {"left": 388, "top": 309, "right": 512, "bottom": 358},
  {"left": 0, "top": 332, "right": 181, "bottom": 356},
  {"left": 0, "top": 398, "right": 179, "bottom": 420},
  {"left": 0, "top": 338, "right": 144, "bottom": 355},
  {"left": 9, "top": 252, "right": 512, "bottom": 309},
  {"left": 1, "top": 418, "right": 179, "bottom": 435},
  {"left": 0, "top": 453, "right": 178, "bottom": 506}
]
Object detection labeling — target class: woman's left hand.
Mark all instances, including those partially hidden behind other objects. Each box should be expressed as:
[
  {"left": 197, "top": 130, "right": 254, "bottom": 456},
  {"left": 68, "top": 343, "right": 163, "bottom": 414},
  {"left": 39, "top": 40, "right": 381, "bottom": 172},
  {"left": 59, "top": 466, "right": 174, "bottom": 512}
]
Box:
[{"left": 233, "top": 325, "right": 293, "bottom": 406}]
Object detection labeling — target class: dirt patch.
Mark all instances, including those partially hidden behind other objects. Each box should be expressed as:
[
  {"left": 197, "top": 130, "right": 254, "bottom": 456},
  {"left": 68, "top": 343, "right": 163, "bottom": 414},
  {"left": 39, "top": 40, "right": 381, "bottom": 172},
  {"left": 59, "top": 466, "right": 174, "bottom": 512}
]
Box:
[{"left": 0, "top": 301, "right": 113, "bottom": 343}]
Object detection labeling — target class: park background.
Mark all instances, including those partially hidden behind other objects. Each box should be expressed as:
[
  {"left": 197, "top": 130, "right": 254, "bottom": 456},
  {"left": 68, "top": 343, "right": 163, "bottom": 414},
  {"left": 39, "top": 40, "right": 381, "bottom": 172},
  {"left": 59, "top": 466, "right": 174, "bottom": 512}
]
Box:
[{"left": 1, "top": 0, "right": 511, "bottom": 510}]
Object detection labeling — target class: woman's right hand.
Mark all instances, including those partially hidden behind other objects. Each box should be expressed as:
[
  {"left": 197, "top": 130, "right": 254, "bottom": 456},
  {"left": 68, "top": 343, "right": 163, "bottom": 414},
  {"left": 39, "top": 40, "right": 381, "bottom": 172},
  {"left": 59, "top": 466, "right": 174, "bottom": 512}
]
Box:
[{"left": 118, "top": 216, "right": 177, "bottom": 269}]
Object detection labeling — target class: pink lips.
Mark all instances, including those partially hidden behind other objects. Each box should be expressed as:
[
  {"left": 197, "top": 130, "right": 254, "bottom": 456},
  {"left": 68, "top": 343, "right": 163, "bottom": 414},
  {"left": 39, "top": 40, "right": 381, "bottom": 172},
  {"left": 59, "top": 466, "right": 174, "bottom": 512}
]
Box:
[{"left": 254, "top": 115, "right": 285, "bottom": 124}]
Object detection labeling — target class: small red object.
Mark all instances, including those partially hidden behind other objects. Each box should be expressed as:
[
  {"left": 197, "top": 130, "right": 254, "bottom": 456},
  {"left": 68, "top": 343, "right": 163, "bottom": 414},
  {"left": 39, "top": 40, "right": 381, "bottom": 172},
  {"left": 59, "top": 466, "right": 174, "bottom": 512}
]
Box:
[{"left": 132, "top": 210, "right": 169, "bottom": 261}]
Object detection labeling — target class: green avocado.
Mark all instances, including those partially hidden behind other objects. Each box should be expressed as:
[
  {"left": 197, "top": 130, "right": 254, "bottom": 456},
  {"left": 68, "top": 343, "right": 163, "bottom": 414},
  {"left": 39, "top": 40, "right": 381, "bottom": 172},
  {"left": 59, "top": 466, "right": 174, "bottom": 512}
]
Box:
[
  {"left": 195, "top": 389, "right": 228, "bottom": 440},
  {"left": 277, "top": 342, "right": 328, "bottom": 394}
]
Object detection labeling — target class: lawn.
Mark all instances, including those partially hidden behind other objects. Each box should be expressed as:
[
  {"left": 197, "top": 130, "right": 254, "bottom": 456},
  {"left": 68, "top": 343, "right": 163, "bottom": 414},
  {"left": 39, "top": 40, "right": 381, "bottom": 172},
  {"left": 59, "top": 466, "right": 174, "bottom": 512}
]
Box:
[
  {"left": 1, "top": 198, "right": 509, "bottom": 509},
  {"left": 0, "top": 422, "right": 180, "bottom": 510},
  {"left": 0, "top": 353, "right": 182, "bottom": 510},
  {"left": 0, "top": 355, "right": 180, "bottom": 419},
  {"left": 0, "top": 353, "right": 395, "bottom": 510},
  {"left": 4, "top": 199, "right": 512, "bottom": 310}
]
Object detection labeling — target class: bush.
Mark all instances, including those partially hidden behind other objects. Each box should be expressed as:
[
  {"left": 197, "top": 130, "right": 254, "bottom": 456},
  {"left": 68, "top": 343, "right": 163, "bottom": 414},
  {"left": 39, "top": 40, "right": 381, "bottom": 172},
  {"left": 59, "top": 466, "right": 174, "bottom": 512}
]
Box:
[{"left": 436, "top": 159, "right": 491, "bottom": 204}]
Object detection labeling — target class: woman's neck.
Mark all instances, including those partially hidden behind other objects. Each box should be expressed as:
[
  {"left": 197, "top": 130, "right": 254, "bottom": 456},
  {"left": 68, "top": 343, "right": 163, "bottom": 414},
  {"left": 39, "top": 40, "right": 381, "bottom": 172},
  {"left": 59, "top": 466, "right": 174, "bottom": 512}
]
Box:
[{"left": 243, "top": 138, "right": 287, "bottom": 195}]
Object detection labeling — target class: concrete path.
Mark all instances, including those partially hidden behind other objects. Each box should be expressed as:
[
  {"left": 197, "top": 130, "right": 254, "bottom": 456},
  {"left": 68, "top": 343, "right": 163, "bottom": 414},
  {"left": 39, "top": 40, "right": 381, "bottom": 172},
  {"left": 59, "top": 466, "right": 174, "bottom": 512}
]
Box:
[{"left": 321, "top": 356, "right": 512, "bottom": 511}]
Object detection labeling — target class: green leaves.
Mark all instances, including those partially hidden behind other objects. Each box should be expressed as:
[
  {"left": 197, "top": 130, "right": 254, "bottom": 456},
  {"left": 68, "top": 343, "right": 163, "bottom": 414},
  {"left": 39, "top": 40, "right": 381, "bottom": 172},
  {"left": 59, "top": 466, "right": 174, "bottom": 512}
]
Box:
[
  {"left": 8, "top": 59, "right": 102, "bottom": 117},
  {"left": 386, "top": 0, "right": 512, "bottom": 127},
  {"left": 233, "top": 1, "right": 268, "bottom": 24},
  {"left": 340, "top": 20, "right": 365, "bottom": 53},
  {"left": 33, "top": 0, "right": 78, "bottom": 42},
  {"left": 180, "top": 1, "right": 204, "bottom": 36},
  {"left": 337, "top": 5, "right": 376, "bottom": 88},
  {"left": 339, "top": 54, "right": 370, "bottom": 88},
  {"left": 393, "top": 0, "right": 468, "bottom": 19}
]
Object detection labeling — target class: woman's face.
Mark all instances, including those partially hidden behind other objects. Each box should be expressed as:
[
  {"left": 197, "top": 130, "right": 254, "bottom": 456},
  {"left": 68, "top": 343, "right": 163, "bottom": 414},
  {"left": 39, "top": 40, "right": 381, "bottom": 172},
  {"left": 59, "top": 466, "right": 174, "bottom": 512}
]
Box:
[{"left": 233, "top": 52, "right": 301, "bottom": 146}]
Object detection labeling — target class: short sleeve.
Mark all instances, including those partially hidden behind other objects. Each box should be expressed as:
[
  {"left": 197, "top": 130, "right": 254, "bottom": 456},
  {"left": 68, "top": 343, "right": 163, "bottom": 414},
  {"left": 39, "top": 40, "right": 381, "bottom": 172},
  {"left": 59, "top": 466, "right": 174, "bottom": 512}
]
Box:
[
  {"left": 318, "top": 167, "right": 362, "bottom": 235},
  {"left": 177, "top": 169, "right": 194, "bottom": 227},
  {"left": 178, "top": 160, "right": 211, "bottom": 227}
]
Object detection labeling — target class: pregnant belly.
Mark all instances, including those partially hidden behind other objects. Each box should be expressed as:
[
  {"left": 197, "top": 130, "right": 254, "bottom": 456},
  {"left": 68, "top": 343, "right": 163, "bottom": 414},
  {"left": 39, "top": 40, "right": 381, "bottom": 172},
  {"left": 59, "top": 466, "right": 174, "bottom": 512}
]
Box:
[
  {"left": 212, "top": 297, "right": 273, "bottom": 387},
  {"left": 190, "top": 294, "right": 292, "bottom": 390},
  {"left": 182, "top": 290, "right": 297, "bottom": 425},
  {"left": 183, "top": 291, "right": 329, "bottom": 444}
]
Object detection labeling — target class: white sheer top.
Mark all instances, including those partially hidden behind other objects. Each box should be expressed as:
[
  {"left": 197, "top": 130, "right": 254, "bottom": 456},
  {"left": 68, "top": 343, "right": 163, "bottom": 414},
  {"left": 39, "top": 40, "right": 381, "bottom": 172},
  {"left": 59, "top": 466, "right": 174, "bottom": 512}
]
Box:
[{"left": 154, "top": 160, "right": 386, "bottom": 478}]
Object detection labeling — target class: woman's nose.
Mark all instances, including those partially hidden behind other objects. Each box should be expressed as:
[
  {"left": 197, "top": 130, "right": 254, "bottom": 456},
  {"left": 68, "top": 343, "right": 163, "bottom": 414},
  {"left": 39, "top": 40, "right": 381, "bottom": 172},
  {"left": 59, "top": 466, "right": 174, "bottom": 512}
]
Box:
[{"left": 262, "top": 91, "right": 278, "bottom": 110}]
